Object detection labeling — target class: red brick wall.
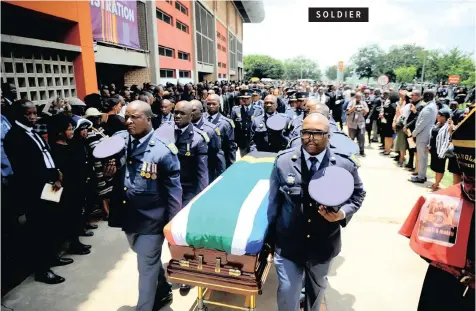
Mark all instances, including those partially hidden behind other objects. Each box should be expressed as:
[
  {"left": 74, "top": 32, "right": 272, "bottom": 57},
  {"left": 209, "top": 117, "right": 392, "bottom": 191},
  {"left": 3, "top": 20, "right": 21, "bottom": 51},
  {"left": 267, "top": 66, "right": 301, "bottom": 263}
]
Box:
[{"left": 124, "top": 68, "right": 151, "bottom": 86}]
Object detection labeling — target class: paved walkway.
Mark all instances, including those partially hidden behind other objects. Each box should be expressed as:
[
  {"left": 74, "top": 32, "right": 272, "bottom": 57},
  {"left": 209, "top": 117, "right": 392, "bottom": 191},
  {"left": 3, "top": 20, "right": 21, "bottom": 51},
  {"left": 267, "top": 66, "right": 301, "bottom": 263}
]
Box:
[{"left": 2, "top": 143, "right": 435, "bottom": 311}]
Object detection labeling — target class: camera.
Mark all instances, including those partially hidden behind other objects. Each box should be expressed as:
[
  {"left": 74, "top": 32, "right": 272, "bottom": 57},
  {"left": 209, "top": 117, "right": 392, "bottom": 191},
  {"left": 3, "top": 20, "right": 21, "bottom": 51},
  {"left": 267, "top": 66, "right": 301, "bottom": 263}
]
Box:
[{"left": 355, "top": 104, "right": 363, "bottom": 112}]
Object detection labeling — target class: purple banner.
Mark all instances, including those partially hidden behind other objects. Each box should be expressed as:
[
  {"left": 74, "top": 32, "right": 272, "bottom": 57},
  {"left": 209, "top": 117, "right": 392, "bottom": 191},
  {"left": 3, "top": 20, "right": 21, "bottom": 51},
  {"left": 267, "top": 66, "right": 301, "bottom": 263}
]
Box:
[{"left": 90, "top": 0, "right": 140, "bottom": 49}]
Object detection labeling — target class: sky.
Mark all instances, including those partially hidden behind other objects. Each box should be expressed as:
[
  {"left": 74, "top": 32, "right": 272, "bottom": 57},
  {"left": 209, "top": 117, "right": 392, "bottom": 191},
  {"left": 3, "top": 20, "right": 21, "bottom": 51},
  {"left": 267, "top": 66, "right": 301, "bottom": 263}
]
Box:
[{"left": 243, "top": 0, "right": 476, "bottom": 71}]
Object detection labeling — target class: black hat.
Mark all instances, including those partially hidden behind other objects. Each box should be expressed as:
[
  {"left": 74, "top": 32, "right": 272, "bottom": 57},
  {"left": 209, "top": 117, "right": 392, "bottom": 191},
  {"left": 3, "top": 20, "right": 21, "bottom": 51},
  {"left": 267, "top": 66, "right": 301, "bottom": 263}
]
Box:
[
  {"left": 452, "top": 108, "right": 475, "bottom": 177},
  {"left": 266, "top": 114, "right": 287, "bottom": 131},
  {"left": 438, "top": 107, "right": 451, "bottom": 119},
  {"left": 295, "top": 92, "right": 309, "bottom": 100},
  {"left": 286, "top": 89, "right": 297, "bottom": 95},
  {"left": 239, "top": 89, "right": 253, "bottom": 98},
  {"left": 289, "top": 94, "right": 297, "bottom": 101},
  {"left": 308, "top": 166, "right": 354, "bottom": 213},
  {"left": 252, "top": 89, "right": 262, "bottom": 96}
]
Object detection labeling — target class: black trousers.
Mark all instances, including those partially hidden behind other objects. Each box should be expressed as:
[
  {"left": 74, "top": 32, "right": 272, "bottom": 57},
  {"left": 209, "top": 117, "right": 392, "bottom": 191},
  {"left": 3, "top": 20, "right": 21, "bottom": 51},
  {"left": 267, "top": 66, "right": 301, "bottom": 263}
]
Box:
[{"left": 418, "top": 265, "right": 475, "bottom": 311}]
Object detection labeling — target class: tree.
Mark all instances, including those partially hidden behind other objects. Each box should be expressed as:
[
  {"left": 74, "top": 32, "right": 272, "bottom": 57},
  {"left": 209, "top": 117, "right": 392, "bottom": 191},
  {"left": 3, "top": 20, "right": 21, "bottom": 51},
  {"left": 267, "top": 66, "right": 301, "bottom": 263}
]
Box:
[
  {"left": 325, "top": 65, "right": 338, "bottom": 81},
  {"left": 283, "top": 56, "right": 321, "bottom": 80},
  {"left": 423, "top": 48, "right": 476, "bottom": 85},
  {"left": 394, "top": 66, "right": 417, "bottom": 83},
  {"left": 350, "top": 44, "right": 385, "bottom": 83},
  {"left": 243, "top": 55, "right": 284, "bottom": 80},
  {"left": 343, "top": 65, "right": 354, "bottom": 81},
  {"left": 379, "top": 44, "right": 426, "bottom": 82}
]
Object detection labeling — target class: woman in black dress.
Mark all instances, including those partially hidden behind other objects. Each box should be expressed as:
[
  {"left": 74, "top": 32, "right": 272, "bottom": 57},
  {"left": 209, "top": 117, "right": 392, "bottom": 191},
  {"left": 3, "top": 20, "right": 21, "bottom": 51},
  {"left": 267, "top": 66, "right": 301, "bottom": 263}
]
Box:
[
  {"left": 100, "top": 95, "right": 126, "bottom": 136},
  {"left": 428, "top": 108, "right": 451, "bottom": 191},
  {"left": 380, "top": 92, "right": 398, "bottom": 155},
  {"left": 48, "top": 114, "right": 91, "bottom": 255}
]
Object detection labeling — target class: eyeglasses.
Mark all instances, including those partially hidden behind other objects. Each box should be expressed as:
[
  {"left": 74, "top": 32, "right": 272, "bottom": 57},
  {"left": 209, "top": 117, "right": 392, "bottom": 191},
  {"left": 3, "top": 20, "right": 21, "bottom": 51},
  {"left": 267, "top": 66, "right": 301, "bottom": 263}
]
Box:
[{"left": 301, "top": 130, "right": 329, "bottom": 140}]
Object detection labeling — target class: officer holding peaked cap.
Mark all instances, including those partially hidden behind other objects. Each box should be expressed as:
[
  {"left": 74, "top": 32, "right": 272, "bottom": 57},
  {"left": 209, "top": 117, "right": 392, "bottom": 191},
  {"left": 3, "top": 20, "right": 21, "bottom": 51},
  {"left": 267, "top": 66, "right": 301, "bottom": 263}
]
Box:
[
  {"left": 400, "top": 108, "right": 475, "bottom": 311},
  {"left": 250, "top": 94, "right": 291, "bottom": 153},
  {"left": 268, "top": 113, "right": 365, "bottom": 311}
]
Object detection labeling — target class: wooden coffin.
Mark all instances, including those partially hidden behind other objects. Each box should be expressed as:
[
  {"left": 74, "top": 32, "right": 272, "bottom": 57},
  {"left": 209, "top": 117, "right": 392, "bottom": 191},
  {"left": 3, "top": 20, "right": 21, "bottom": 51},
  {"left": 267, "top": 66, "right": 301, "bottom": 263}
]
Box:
[{"left": 167, "top": 244, "right": 273, "bottom": 296}]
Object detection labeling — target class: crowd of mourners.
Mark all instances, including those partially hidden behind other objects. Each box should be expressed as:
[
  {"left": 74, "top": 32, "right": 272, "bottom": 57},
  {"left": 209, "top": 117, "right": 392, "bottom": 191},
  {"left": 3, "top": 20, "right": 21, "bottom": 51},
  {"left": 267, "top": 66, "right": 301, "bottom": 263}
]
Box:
[{"left": 0, "top": 79, "right": 474, "bottom": 289}]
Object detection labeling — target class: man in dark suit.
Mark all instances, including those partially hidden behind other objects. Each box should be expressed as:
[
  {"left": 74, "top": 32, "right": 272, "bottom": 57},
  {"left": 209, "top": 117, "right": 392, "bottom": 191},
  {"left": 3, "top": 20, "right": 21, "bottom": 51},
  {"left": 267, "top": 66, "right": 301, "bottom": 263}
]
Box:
[
  {"left": 267, "top": 113, "right": 366, "bottom": 310},
  {"left": 4, "top": 100, "right": 69, "bottom": 284}
]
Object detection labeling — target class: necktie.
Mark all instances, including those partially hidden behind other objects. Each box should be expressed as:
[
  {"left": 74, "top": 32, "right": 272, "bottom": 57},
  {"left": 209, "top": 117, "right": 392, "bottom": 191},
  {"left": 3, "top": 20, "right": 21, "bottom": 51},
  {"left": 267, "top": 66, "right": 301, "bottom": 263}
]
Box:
[
  {"left": 131, "top": 139, "right": 140, "bottom": 153},
  {"left": 208, "top": 115, "right": 212, "bottom": 122},
  {"left": 309, "top": 157, "right": 318, "bottom": 174}
]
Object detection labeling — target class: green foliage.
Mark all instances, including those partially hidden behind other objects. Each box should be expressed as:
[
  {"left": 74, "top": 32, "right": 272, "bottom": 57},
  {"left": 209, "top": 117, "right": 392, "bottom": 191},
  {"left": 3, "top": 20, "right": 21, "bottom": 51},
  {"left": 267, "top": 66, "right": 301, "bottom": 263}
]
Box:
[
  {"left": 325, "top": 65, "right": 338, "bottom": 81},
  {"left": 350, "top": 44, "right": 385, "bottom": 81},
  {"left": 394, "top": 66, "right": 417, "bottom": 83},
  {"left": 243, "top": 55, "right": 284, "bottom": 80},
  {"left": 350, "top": 45, "right": 475, "bottom": 86},
  {"left": 283, "top": 56, "right": 322, "bottom": 80}
]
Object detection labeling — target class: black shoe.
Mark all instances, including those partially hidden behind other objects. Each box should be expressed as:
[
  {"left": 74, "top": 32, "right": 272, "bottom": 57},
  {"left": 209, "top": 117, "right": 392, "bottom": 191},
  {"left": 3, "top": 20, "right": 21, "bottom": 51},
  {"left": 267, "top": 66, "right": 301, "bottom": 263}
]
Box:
[
  {"left": 404, "top": 164, "right": 414, "bottom": 169},
  {"left": 153, "top": 291, "right": 173, "bottom": 311},
  {"left": 371, "top": 138, "right": 379, "bottom": 143},
  {"left": 409, "top": 176, "right": 427, "bottom": 183},
  {"left": 179, "top": 284, "right": 192, "bottom": 295},
  {"left": 73, "top": 241, "right": 91, "bottom": 250},
  {"left": 85, "top": 223, "right": 98, "bottom": 230},
  {"left": 51, "top": 256, "right": 74, "bottom": 267},
  {"left": 393, "top": 156, "right": 399, "bottom": 161},
  {"left": 90, "top": 208, "right": 104, "bottom": 217},
  {"left": 68, "top": 246, "right": 91, "bottom": 255},
  {"left": 359, "top": 153, "right": 366, "bottom": 157},
  {"left": 35, "top": 270, "right": 65, "bottom": 284},
  {"left": 80, "top": 231, "right": 94, "bottom": 237}
]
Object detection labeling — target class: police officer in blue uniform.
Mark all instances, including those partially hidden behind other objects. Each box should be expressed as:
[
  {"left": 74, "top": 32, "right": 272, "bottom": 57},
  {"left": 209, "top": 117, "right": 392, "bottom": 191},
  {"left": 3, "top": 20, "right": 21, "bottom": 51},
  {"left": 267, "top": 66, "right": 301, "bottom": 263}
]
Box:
[
  {"left": 204, "top": 94, "right": 237, "bottom": 168},
  {"left": 105, "top": 100, "right": 182, "bottom": 311},
  {"left": 231, "top": 89, "right": 264, "bottom": 157},
  {"left": 172, "top": 101, "right": 209, "bottom": 206},
  {"left": 251, "top": 89, "right": 264, "bottom": 109},
  {"left": 250, "top": 94, "right": 291, "bottom": 153},
  {"left": 190, "top": 100, "right": 226, "bottom": 182},
  {"left": 267, "top": 113, "right": 366, "bottom": 311},
  {"left": 285, "top": 92, "right": 309, "bottom": 135}
]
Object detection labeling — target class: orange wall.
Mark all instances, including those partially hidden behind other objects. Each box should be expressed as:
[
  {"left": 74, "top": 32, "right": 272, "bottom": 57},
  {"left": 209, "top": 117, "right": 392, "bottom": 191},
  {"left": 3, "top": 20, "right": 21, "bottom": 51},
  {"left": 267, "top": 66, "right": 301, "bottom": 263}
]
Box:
[
  {"left": 3, "top": 0, "right": 98, "bottom": 100},
  {"left": 156, "top": 0, "right": 193, "bottom": 72},
  {"left": 216, "top": 20, "right": 227, "bottom": 75}
]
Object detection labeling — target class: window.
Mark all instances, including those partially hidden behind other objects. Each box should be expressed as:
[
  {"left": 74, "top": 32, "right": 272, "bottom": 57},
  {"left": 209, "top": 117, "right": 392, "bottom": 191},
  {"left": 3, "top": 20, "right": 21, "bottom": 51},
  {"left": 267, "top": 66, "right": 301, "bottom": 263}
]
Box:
[
  {"left": 156, "top": 9, "right": 172, "bottom": 25},
  {"left": 223, "top": 74, "right": 226, "bottom": 78},
  {"left": 217, "top": 43, "right": 221, "bottom": 50},
  {"left": 218, "top": 73, "right": 222, "bottom": 78},
  {"left": 218, "top": 62, "right": 222, "bottom": 68},
  {"left": 217, "top": 31, "right": 221, "bottom": 39},
  {"left": 223, "top": 63, "right": 226, "bottom": 69},
  {"left": 222, "top": 46, "right": 226, "bottom": 52},
  {"left": 176, "top": 20, "right": 189, "bottom": 33},
  {"left": 178, "top": 51, "right": 190, "bottom": 61},
  {"left": 195, "top": 2, "right": 215, "bottom": 66},
  {"left": 160, "top": 69, "right": 174, "bottom": 78},
  {"left": 175, "top": 1, "right": 188, "bottom": 15},
  {"left": 166, "top": 0, "right": 172, "bottom": 4},
  {"left": 179, "top": 70, "right": 190, "bottom": 78},
  {"left": 158, "top": 46, "right": 174, "bottom": 58}
]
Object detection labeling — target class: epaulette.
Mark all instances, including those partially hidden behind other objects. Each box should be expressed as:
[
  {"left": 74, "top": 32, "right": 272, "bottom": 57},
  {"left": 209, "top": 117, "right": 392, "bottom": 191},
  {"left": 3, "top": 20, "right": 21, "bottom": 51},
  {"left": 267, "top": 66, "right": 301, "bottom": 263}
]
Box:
[
  {"left": 156, "top": 137, "right": 178, "bottom": 155},
  {"left": 287, "top": 119, "right": 294, "bottom": 130},
  {"left": 194, "top": 127, "right": 210, "bottom": 143},
  {"left": 276, "top": 147, "right": 296, "bottom": 159},
  {"left": 113, "top": 130, "right": 128, "bottom": 138},
  {"left": 333, "top": 151, "right": 360, "bottom": 168},
  {"left": 222, "top": 117, "right": 235, "bottom": 128},
  {"left": 287, "top": 136, "right": 300, "bottom": 148},
  {"left": 215, "top": 127, "right": 221, "bottom": 136}
]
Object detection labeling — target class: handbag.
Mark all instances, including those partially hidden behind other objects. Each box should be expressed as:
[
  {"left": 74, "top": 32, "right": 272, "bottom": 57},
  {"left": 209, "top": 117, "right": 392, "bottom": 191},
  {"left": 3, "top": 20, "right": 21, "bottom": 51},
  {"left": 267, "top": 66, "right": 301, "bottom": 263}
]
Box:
[{"left": 444, "top": 142, "right": 455, "bottom": 158}]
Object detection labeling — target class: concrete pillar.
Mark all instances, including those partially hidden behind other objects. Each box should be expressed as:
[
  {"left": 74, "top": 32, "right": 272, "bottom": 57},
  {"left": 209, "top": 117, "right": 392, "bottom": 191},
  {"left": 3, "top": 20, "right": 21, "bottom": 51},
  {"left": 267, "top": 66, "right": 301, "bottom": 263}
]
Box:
[{"left": 146, "top": 0, "right": 160, "bottom": 84}]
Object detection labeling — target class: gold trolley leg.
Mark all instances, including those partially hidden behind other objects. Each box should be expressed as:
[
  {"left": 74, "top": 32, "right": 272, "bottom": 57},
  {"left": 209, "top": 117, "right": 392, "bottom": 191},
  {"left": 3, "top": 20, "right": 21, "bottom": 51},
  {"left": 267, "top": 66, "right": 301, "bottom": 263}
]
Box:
[
  {"left": 197, "top": 286, "right": 207, "bottom": 311},
  {"left": 249, "top": 295, "right": 256, "bottom": 311}
]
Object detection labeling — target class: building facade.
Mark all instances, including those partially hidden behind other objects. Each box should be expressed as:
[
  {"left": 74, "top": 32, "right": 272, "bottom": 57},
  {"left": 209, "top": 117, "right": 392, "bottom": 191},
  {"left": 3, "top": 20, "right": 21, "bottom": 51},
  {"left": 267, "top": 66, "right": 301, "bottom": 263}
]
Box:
[{"left": 0, "top": 0, "right": 264, "bottom": 105}]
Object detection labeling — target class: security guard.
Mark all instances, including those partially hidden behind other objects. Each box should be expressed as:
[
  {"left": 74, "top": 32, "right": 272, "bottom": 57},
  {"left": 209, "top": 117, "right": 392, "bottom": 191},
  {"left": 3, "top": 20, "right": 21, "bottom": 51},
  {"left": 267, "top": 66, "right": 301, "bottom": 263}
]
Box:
[
  {"left": 172, "top": 101, "right": 209, "bottom": 206},
  {"left": 251, "top": 89, "right": 264, "bottom": 109},
  {"left": 286, "top": 91, "right": 307, "bottom": 120},
  {"left": 250, "top": 95, "right": 291, "bottom": 153},
  {"left": 268, "top": 113, "right": 366, "bottom": 311},
  {"left": 105, "top": 101, "right": 182, "bottom": 311},
  {"left": 190, "top": 100, "right": 226, "bottom": 182},
  {"left": 204, "top": 94, "right": 237, "bottom": 168},
  {"left": 231, "top": 89, "right": 264, "bottom": 157}
]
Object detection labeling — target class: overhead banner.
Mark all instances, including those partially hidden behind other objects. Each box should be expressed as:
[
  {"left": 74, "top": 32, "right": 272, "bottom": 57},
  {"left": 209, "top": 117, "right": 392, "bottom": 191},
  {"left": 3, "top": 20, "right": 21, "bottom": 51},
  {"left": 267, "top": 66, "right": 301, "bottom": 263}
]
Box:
[{"left": 90, "top": 0, "right": 140, "bottom": 49}]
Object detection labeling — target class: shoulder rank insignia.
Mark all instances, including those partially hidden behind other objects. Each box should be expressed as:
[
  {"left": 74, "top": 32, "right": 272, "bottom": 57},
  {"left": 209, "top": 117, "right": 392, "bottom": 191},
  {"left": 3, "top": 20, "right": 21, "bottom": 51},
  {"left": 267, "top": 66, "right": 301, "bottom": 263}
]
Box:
[
  {"left": 229, "top": 119, "right": 235, "bottom": 128},
  {"left": 350, "top": 154, "right": 361, "bottom": 167},
  {"left": 286, "top": 174, "right": 295, "bottom": 185},
  {"left": 287, "top": 120, "right": 293, "bottom": 130},
  {"left": 215, "top": 127, "right": 221, "bottom": 136},
  {"left": 201, "top": 132, "right": 210, "bottom": 143},
  {"left": 166, "top": 143, "right": 178, "bottom": 155}
]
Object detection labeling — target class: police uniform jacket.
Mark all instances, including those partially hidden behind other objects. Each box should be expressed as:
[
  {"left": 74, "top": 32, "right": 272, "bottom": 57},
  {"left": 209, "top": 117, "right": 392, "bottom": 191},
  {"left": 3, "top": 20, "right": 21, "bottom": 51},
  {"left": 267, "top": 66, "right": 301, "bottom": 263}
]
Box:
[
  {"left": 193, "top": 116, "right": 226, "bottom": 182},
  {"left": 250, "top": 113, "right": 290, "bottom": 153},
  {"left": 174, "top": 123, "right": 209, "bottom": 206},
  {"left": 267, "top": 147, "right": 365, "bottom": 264},
  {"left": 285, "top": 107, "right": 304, "bottom": 120},
  {"left": 252, "top": 100, "right": 264, "bottom": 110},
  {"left": 204, "top": 112, "right": 237, "bottom": 168},
  {"left": 231, "top": 104, "right": 263, "bottom": 149},
  {"left": 109, "top": 130, "right": 182, "bottom": 234}
]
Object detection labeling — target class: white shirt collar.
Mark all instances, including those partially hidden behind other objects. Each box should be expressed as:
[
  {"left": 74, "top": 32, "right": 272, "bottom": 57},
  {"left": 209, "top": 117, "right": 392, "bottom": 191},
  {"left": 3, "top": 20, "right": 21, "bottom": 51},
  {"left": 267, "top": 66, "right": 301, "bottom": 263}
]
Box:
[
  {"left": 15, "top": 120, "right": 33, "bottom": 132},
  {"left": 302, "top": 147, "right": 326, "bottom": 169},
  {"left": 208, "top": 113, "right": 219, "bottom": 122}
]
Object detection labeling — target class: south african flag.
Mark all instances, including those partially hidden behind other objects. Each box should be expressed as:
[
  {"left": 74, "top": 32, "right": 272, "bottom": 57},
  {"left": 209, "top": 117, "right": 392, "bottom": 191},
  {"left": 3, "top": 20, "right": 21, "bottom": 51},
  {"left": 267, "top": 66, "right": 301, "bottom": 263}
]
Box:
[{"left": 164, "top": 152, "right": 276, "bottom": 255}]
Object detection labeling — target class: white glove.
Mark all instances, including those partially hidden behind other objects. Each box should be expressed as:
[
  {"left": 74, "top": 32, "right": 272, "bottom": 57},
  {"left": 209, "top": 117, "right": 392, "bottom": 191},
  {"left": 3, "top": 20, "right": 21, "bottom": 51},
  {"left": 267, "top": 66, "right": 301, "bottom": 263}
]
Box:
[{"left": 365, "top": 119, "right": 370, "bottom": 124}]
